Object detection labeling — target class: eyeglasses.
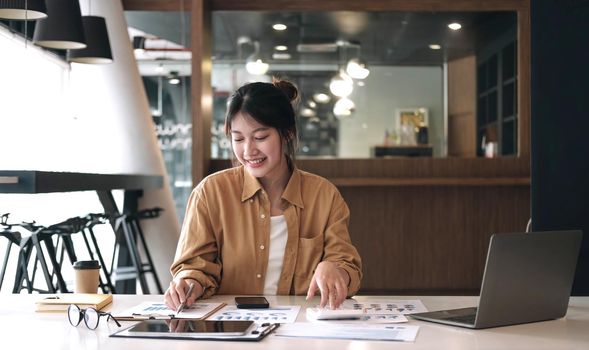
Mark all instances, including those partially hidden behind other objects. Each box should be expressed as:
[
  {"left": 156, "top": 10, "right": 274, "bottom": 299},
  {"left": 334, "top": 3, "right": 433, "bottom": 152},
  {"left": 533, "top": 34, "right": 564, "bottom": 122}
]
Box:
[{"left": 67, "top": 304, "right": 121, "bottom": 330}]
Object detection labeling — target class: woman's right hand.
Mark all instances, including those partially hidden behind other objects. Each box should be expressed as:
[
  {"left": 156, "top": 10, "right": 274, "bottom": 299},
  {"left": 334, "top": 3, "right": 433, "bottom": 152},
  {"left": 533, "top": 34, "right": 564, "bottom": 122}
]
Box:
[{"left": 164, "top": 278, "right": 203, "bottom": 311}]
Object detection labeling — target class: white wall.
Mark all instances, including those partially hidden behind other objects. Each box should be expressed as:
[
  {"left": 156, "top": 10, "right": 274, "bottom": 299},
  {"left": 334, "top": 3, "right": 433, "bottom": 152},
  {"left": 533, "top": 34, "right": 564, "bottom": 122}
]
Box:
[
  {"left": 338, "top": 65, "right": 444, "bottom": 157},
  {"left": 0, "top": 0, "right": 179, "bottom": 292}
]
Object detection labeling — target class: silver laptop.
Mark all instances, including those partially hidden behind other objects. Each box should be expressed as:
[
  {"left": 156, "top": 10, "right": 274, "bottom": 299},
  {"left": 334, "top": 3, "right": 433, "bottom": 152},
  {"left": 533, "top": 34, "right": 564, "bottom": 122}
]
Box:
[{"left": 409, "top": 230, "right": 582, "bottom": 329}]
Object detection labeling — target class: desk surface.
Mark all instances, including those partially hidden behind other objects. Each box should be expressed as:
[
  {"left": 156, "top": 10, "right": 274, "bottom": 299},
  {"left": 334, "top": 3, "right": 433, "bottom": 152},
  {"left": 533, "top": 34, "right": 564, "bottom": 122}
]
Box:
[
  {"left": 0, "top": 294, "right": 587, "bottom": 349},
  {"left": 0, "top": 170, "right": 162, "bottom": 193}
]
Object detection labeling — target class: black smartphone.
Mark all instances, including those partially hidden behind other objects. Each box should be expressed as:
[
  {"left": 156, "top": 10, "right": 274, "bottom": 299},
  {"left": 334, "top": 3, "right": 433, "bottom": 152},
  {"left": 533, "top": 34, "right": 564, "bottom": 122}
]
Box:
[{"left": 235, "top": 296, "right": 270, "bottom": 309}]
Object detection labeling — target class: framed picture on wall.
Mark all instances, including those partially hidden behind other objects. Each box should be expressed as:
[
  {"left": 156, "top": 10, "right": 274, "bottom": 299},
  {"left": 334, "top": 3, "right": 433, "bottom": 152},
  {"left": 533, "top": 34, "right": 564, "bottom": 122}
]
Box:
[
  {"left": 395, "top": 108, "right": 429, "bottom": 130},
  {"left": 394, "top": 108, "right": 429, "bottom": 145}
]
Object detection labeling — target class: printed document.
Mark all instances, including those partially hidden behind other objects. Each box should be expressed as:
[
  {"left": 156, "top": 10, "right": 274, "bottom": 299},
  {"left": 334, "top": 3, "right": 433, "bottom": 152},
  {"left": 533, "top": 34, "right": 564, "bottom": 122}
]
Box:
[
  {"left": 114, "top": 302, "right": 224, "bottom": 320},
  {"left": 275, "top": 323, "right": 419, "bottom": 342},
  {"left": 209, "top": 305, "right": 300, "bottom": 323}
]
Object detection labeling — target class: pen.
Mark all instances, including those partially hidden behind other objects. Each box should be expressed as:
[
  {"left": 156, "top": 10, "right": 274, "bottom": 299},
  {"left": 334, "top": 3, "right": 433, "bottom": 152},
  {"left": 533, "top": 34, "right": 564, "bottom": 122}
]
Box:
[{"left": 176, "top": 283, "right": 195, "bottom": 315}]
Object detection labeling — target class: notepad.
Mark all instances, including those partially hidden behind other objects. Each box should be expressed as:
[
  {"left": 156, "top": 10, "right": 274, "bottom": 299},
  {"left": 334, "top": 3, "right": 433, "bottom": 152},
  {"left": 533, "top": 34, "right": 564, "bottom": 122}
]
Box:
[
  {"left": 113, "top": 302, "right": 225, "bottom": 321},
  {"left": 35, "top": 293, "right": 113, "bottom": 312}
]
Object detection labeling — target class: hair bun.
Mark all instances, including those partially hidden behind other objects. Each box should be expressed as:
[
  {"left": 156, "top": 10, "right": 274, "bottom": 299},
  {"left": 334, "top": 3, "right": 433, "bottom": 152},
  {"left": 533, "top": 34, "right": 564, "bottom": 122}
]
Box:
[{"left": 272, "top": 78, "right": 299, "bottom": 105}]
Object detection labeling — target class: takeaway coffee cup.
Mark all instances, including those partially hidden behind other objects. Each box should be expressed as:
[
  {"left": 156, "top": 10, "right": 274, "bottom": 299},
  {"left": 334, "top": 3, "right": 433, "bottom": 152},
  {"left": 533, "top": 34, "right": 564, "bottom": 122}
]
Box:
[{"left": 73, "top": 260, "right": 100, "bottom": 294}]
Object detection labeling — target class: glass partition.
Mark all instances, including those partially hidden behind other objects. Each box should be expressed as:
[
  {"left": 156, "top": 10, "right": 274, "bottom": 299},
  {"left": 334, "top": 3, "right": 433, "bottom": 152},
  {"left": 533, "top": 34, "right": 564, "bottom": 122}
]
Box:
[
  {"left": 125, "top": 11, "right": 192, "bottom": 224},
  {"left": 211, "top": 11, "right": 518, "bottom": 158}
]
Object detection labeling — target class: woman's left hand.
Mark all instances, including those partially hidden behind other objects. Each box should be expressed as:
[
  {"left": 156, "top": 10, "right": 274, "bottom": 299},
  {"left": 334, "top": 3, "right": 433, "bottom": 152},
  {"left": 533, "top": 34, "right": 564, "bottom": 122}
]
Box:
[{"left": 306, "top": 261, "right": 350, "bottom": 309}]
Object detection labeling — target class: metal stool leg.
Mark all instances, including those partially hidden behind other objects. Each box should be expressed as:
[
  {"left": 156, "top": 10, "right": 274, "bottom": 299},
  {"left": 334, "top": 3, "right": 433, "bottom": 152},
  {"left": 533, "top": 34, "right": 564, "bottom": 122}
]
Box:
[
  {"left": 121, "top": 218, "right": 150, "bottom": 293},
  {"left": 132, "top": 220, "right": 163, "bottom": 294},
  {"left": 41, "top": 234, "right": 69, "bottom": 293},
  {"left": 0, "top": 242, "right": 12, "bottom": 290},
  {"left": 86, "top": 227, "right": 116, "bottom": 293},
  {"left": 30, "top": 233, "right": 57, "bottom": 293},
  {"left": 13, "top": 237, "right": 34, "bottom": 293}
]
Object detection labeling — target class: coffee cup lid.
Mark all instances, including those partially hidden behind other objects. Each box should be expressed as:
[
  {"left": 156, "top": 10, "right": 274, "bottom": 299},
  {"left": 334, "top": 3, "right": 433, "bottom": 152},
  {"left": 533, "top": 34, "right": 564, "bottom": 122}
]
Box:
[{"left": 73, "top": 260, "right": 100, "bottom": 269}]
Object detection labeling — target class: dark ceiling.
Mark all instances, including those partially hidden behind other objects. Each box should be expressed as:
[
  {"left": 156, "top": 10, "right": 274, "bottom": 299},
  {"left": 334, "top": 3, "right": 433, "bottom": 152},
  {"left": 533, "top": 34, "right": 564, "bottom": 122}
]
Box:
[
  {"left": 213, "top": 11, "right": 517, "bottom": 66},
  {"left": 126, "top": 10, "right": 517, "bottom": 66}
]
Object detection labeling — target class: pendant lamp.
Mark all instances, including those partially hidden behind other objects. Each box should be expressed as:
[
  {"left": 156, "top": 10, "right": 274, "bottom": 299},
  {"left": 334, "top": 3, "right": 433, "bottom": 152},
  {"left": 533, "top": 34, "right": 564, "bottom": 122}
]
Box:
[
  {"left": 0, "top": 0, "right": 47, "bottom": 20},
  {"left": 33, "top": 0, "right": 86, "bottom": 49},
  {"left": 67, "top": 15, "right": 112, "bottom": 64}
]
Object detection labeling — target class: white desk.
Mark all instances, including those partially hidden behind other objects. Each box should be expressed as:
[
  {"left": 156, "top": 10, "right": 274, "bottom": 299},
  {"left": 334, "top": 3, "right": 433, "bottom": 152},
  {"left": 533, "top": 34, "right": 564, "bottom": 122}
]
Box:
[{"left": 0, "top": 294, "right": 587, "bottom": 349}]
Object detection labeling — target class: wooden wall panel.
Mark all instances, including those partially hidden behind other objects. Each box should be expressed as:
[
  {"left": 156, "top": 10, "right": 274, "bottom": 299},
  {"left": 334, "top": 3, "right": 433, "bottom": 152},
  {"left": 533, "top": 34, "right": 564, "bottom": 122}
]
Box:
[
  {"left": 342, "top": 186, "right": 530, "bottom": 294},
  {"left": 211, "top": 157, "right": 530, "bottom": 178},
  {"left": 191, "top": 0, "right": 213, "bottom": 185},
  {"left": 448, "top": 55, "right": 476, "bottom": 157}
]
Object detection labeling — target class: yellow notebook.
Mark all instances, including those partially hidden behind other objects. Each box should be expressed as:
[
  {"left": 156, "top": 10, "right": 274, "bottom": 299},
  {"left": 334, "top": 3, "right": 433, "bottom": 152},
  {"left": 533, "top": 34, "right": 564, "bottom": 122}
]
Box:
[{"left": 36, "top": 293, "right": 113, "bottom": 312}]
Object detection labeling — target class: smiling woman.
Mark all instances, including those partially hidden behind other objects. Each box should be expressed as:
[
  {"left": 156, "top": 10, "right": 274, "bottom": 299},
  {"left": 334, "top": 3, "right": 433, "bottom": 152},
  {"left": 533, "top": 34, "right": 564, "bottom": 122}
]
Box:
[{"left": 164, "top": 79, "right": 362, "bottom": 310}]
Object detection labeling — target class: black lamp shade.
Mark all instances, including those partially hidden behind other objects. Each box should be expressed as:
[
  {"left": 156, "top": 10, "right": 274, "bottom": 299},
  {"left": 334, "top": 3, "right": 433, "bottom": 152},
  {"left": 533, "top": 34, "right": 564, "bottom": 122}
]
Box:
[
  {"left": 33, "top": 0, "right": 85, "bottom": 49},
  {"left": 67, "top": 16, "right": 113, "bottom": 64},
  {"left": 0, "top": 0, "right": 47, "bottom": 20}
]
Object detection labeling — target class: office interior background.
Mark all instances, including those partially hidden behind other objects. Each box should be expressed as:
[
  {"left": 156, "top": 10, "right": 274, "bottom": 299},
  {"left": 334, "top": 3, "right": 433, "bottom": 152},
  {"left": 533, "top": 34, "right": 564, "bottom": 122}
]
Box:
[{"left": 0, "top": 0, "right": 587, "bottom": 296}]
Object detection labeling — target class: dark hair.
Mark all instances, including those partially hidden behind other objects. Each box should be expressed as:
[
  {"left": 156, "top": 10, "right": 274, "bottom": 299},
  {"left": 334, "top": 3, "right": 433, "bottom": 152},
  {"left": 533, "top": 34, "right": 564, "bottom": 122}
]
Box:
[{"left": 225, "top": 79, "right": 299, "bottom": 170}]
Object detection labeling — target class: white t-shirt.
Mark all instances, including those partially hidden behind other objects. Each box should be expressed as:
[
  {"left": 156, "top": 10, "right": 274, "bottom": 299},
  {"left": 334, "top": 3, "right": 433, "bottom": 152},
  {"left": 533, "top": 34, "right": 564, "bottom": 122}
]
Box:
[{"left": 263, "top": 215, "right": 288, "bottom": 295}]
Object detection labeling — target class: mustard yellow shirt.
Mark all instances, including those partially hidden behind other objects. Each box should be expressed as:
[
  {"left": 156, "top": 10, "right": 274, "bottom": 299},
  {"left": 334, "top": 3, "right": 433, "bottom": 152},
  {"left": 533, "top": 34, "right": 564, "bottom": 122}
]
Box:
[{"left": 170, "top": 166, "right": 362, "bottom": 297}]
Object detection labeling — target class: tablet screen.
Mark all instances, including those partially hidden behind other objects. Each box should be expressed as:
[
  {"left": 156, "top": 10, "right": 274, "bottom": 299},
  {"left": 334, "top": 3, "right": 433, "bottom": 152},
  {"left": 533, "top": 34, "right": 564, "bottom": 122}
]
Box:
[{"left": 127, "top": 320, "right": 254, "bottom": 336}]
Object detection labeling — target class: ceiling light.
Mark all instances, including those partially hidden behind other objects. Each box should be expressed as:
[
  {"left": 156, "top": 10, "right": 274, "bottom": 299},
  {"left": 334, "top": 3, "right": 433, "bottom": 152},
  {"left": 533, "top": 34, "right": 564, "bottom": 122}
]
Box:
[
  {"left": 313, "top": 93, "right": 331, "bottom": 104},
  {"left": 357, "top": 81, "right": 365, "bottom": 87},
  {"left": 33, "top": 0, "right": 86, "bottom": 49},
  {"left": 132, "top": 36, "right": 146, "bottom": 53},
  {"left": 274, "top": 45, "right": 288, "bottom": 51},
  {"left": 448, "top": 22, "right": 462, "bottom": 30},
  {"left": 301, "top": 108, "right": 316, "bottom": 117},
  {"left": 245, "top": 41, "right": 269, "bottom": 75},
  {"left": 429, "top": 44, "right": 441, "bottom": 50},
  {"left": 67, "top": 16, "right": 113, "bottom": 64},
  {"left": 333, "top": 97, "right": 355, "bottom": 118},
  {"left": 346, "top": 58, "right": 370, "bottom": 79},
  {"left": 168, "top": 71, "right": 181, "bottom": 85},
  {"left": 272, "top": 52, "right": 291, "bottom": 60},
  {"left": 0, "top": 0, "right": 47, "bottom": 20},
  {"left": 329, "top": 71, "right": 354, "bottom": 97},
  {"left": 334, "top": 98, "right": 355, "bottom": 113},
  {"left": 308, "top": 101, "right": 317, "bottom": 108},
  {"left": 246, "top": 59, "right": 269, "bottom": 75},
  {"left": 272, "top": 23, "right": 287, "bottom": 31}
]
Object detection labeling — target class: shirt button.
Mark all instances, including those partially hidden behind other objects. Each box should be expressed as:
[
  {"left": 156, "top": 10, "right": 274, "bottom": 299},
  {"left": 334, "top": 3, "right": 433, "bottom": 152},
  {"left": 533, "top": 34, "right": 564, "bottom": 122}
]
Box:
[
  {"left": 256, "top": 274, "right": 262, "bottom": 278},
  {"left": 260, "top": 245, "right": 265, "bottom": 250},
  {"left": 249, "top": 199, "right": 253, "bottom": 203},
  {"left": 260, "top": 214, "right": 266, "bottom": 219}
]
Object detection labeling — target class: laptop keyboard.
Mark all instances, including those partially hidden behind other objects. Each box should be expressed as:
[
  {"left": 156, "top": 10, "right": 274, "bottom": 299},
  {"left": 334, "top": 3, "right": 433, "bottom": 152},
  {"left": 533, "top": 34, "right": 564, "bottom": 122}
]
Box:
[{"left": 444, "top": 313, "right": 476, "bottom": 325}]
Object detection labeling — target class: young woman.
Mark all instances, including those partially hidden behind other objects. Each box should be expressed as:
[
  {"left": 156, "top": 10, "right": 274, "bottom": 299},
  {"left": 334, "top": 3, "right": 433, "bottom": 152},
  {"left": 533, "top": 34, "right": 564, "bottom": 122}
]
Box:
[{"left": 164, "top": 80, "right": 362, "bottom": 310}]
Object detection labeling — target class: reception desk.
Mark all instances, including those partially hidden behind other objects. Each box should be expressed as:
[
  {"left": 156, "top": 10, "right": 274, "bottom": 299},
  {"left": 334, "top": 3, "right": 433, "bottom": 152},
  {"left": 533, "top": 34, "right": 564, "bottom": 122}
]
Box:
[{"left": 0, "top": 294, "right": 586, "bottom": 349}]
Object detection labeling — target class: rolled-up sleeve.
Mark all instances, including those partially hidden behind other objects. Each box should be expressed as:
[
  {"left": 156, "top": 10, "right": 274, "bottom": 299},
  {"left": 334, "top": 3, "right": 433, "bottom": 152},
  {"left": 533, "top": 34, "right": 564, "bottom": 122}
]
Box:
[
  {"left": 322, "top": 190, "right": 363, "bottom": 296},
  {"left": 170, "top": 183, "right": 221, "bottom": 298}
]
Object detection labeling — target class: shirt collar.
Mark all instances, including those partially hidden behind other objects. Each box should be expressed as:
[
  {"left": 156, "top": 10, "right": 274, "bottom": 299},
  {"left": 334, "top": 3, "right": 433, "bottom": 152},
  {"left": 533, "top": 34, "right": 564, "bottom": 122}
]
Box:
[
  {"left": 240, "top": 166, "right": 305, "bottom": 209},
  {"left": 241, "top": 166, "right": 262, "bottom": 201},
  {"left": 282, "top": 168, "right": 304, "bottom": 209}
]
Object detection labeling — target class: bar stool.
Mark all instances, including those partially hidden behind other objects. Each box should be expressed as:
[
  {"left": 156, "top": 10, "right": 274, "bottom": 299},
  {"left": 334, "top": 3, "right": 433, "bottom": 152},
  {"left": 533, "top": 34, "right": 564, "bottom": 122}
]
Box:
[
  {"left": 113, "top": 207, "right": 164, "bottom": 294},
  {"left": 14, "top": 220, "right": 75, "bottom": 293},
  {"left": 1, "top": 214, "right": 55, "bottom": 294},
  {"left": 0, "top": 214, "right": 34, "bottom": 292}
]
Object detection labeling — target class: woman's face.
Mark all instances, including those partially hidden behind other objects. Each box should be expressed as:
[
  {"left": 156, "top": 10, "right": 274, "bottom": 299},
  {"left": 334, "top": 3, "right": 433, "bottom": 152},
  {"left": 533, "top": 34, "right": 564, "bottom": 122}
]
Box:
[{"left": 230, "top": 112, "right": 288, "bottom": 181}]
